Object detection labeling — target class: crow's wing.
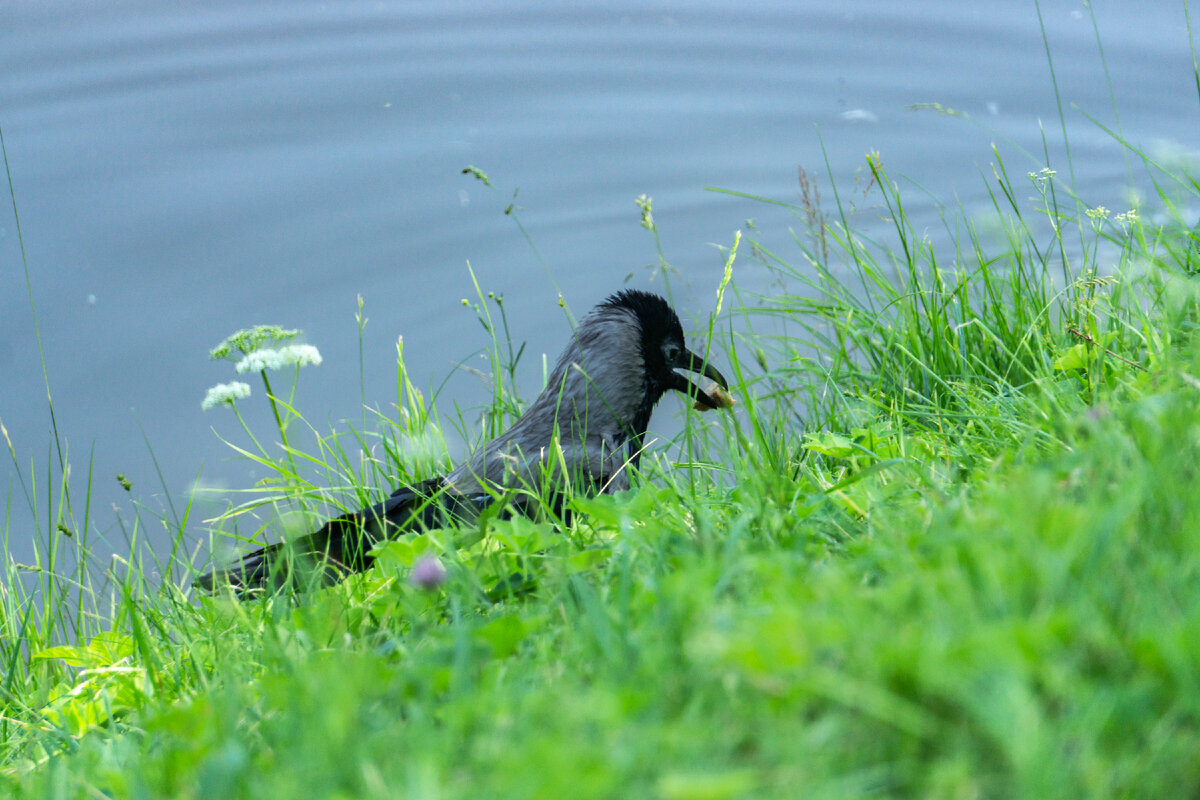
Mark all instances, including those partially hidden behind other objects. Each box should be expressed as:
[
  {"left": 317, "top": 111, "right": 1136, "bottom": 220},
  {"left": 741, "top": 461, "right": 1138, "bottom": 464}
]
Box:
[{"left": 194, "top": 477, "right": 487, "bottom": 592}]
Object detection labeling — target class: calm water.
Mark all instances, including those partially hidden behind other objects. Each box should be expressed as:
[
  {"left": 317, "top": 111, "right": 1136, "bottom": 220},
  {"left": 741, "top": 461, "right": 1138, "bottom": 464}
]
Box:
[{"left": 1, "top": 0, "right": 1195, "bottom": 565}]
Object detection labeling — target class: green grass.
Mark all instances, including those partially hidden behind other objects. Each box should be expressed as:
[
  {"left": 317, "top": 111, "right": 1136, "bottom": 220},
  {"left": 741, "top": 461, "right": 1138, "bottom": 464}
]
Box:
[{"left": 6, "top": 20, "right": 1200, "bottom": 797}]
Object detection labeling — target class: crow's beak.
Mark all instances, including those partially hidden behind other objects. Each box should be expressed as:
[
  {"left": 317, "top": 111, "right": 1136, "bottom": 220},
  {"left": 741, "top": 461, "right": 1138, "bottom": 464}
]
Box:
[{"left": 668, "top": 348, "right": 731, "bottom": 410}]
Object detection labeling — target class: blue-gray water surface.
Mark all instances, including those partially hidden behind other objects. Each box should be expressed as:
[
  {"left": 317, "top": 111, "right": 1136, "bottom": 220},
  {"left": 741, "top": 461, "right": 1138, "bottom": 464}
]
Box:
[{"left": 1, "top": 0, "right": 1195, "bottom": 568}]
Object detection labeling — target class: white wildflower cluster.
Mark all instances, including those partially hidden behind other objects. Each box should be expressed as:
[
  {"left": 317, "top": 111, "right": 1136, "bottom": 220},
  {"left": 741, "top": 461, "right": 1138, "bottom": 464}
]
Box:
[
  {"left": 201, "top": 381, "right": 252, "bottom": 411},
  {"left": 1027, "top": 167, "right": 1056, "bottom": 191},
  {"left": 234, "top": 344, "right": 323, "bottom": 374},
  {"left": 1085, "top": 206, "right": 1111, "bottom": 221},
  {"left": 1114, "top": 209, "right": 1139, "bottom": 224}
]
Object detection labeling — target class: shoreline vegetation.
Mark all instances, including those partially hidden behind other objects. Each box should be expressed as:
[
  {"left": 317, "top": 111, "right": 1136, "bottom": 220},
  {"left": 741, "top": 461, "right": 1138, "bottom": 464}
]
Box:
[{"left": 5, "top": 23, "right": 1200, "bottom": 800}]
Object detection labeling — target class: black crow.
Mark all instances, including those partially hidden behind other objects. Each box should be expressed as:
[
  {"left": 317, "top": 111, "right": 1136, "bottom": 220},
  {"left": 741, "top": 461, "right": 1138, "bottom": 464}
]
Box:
[{"left": 195, "top": 289, "right": 730, "bottom": 592}]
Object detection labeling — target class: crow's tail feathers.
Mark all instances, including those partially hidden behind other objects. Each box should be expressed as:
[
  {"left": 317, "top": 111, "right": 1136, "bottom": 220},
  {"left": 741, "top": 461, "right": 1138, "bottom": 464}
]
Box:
[{"left": 194, "top": 477, "right": 461, "bottom": 594}]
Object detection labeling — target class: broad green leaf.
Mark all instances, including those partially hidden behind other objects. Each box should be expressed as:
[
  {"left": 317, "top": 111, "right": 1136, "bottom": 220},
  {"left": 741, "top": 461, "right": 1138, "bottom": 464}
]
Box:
[
  {"left": 802, "top": 431, "right": 855, "bottom": 458},
  {"left": 475, "top": 615, "right": 528, "bottom": 658}
]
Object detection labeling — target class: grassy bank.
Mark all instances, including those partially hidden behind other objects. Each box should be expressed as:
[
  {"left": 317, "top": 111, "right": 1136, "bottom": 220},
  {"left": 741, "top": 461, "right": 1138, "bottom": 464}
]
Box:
[{"left": 5, "top": 63, "right": 1200, "bottom": 800}]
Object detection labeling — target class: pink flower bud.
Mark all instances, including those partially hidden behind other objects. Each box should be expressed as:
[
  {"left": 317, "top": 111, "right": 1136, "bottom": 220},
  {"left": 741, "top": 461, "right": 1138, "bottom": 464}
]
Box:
[{"left": 410, "top": 555, "right": 446, "bottom": 590}]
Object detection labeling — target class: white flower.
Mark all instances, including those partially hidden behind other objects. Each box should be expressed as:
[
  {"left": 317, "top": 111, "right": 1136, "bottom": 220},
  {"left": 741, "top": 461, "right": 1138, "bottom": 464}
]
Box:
[
  {"left": 1027, "top": 167, "right": 1056, "bottom": 188},
  {"left": 235, "top": 348, "right": 280, "bottom": 373},
  {"left": 278, "top": 344, "right": 323, "bottom": 368},
  {"left": 235, "top": 344, "right": 322, "bottom": 374},
  {"left": 201, "top": 381, "right": 252, "bottom": 411}
]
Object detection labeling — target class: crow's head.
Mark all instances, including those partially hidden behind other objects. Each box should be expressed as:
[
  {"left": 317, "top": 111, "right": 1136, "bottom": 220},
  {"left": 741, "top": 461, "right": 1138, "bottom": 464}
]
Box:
[
  {"left": 447, "top": 288, "right": 732, "bottom": 491},
  {"left": 599, "top": 289, "right": 730, "bottom": 414}
]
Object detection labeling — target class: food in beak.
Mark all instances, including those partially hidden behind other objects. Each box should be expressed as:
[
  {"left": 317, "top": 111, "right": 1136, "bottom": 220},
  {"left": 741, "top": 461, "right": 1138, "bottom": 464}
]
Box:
[
  {"left": 693, "top": 381, "right": 735, "bottom": 411},
  {"left": 676, "top": 349, "right": 733, "bottom": 411}
]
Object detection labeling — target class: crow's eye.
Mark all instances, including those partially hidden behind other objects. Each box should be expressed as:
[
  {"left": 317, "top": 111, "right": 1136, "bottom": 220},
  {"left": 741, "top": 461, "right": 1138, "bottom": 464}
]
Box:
[{"left": 662, "top": 342, "right": 681, "bottom": 363}]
